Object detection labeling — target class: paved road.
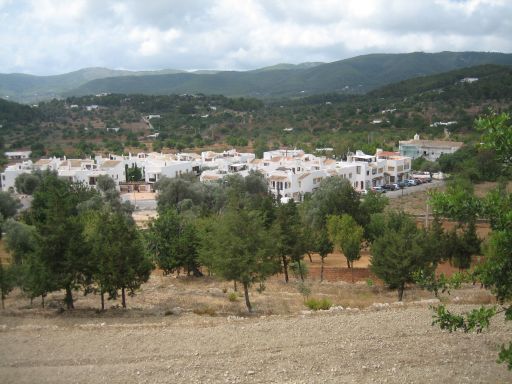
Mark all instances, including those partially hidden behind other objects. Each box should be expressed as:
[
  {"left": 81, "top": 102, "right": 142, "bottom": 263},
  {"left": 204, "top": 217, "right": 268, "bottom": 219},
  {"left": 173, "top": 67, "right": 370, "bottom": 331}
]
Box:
[
  {"left": 384, "top": 180, "right": 444, "bottom": 199},
  {"left": 120, "top": 194, "right": 157, "bottom": 210}
]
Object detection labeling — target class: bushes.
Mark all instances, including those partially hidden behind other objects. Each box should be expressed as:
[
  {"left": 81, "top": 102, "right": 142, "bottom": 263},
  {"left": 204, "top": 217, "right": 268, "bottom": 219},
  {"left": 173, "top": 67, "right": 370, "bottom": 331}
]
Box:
[
  {"left": 227, "top": 292, "right": 238, "bottom": 302},
  {"left": 305, "top": 298, "right": 332, "bottom": 311}
]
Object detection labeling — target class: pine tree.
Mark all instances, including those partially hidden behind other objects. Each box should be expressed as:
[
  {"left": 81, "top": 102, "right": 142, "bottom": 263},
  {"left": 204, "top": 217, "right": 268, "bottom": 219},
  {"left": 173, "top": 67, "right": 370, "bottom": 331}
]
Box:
[
  {"left": 199, "top": 208, "right": 279, "bottom": 312},
  {"left": 370, "top": 212, "right": 430, "bottom": 301}
]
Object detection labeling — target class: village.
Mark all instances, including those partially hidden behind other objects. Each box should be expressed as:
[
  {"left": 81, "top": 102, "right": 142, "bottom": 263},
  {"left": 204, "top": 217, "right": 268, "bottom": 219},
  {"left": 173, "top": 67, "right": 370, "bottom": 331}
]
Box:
[{"left": 1, "top": 134, "right": 461, "bottom": 205}]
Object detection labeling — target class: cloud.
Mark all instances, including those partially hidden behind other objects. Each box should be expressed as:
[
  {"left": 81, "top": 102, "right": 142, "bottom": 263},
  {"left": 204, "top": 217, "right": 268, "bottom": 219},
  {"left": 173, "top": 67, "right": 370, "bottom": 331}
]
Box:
[{"left": 0, "top": 0, "right": 511, "bottom": 74}]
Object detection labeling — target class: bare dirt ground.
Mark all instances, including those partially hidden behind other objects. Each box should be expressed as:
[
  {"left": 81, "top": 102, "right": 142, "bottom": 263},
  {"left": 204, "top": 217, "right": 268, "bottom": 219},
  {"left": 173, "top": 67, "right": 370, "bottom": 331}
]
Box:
[
  {"left": 2, "top": 182, "right": 511, "bottom": 383},
  {"left": 1, "top": 273, "right": 510, "bottom": 384}
]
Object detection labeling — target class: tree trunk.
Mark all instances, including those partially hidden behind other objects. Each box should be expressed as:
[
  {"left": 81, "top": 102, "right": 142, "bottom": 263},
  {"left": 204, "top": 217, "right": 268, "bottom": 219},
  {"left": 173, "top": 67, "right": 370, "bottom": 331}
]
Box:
[
  {"left": 282, "top": 255, "right": 289, "bottom": 283},
  {"left": 191, "top": 265, "right": 203, "bottom": 277},
  {"left": 307, "top": 252, "right": 313, "bottom": 263},
  {"left": 346, "top": 258, "right": 350, "bottom": 268},
  {"left": 121, "top": 287, "right": 126, "bottom": 308},
  {"left": 41, "top": 294, "right": 45, "bottom": 309},
  {"left": 1, "top": 294, "right": 4, "bottom": 310},
  {"left": 65, "top": 285, "right": 74, "bottom": 310},
  {"left": 100, "top": 290, "right": 105, "bottom": 311},
  {"left": 297, "top": 259, "right": 304, "bottom": 281},
  {"left": 30, "top": 297, "right": 33, "bottom": 307},
  {"left": 243, "top": 282, "right": 252, "bottom": 313},
  {"left": 233, "top": 280, "right": 237, "bottom": 292},
  {"left": 398, "top": 283, "right": 405, "bottom": 301},
  {"left": 350, "top": 261, "right": 354, "bottom": 283},
  {"left": 320, "top": 257, "right": 325, "bottom": 282}
]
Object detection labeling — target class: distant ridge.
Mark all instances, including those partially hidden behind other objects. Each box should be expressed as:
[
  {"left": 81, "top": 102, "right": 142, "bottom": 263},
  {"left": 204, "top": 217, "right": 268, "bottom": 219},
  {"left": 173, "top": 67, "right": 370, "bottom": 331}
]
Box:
[{"left": 2, "top": 52, "right": 512, "bottom": 102}]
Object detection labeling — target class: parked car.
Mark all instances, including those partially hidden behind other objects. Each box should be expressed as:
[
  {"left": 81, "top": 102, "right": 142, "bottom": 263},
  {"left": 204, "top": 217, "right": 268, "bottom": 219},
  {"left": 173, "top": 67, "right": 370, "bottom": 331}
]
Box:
[
  {"left": 397, "top": 181, "right": 407, "bottom": 189},
  {"left": 383, "top": 184, "right": 400, "bottom": 191},
  {"left": 371, "top": 186, "right": 386, "bottom": 193},
  {"left": 406, "top": 179, "right": 418, "bottom": 186}
]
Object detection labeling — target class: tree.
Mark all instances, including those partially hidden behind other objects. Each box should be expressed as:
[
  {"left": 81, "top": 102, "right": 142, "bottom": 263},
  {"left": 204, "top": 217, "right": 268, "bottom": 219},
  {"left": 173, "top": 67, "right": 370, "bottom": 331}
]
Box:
[
  {"left": 4, "top": 216, "right": 52, "bottom": 307},
  {"left": 15, "top": 173, "right": 41, "bottom": 195},
  {"left": 274, "top": 201, "right": 307, "bottom": 282},
  {"left": 370, "top": 211, "right": 430, "bottom": 301},
  {"left": 29, "top": 172, "right": 97, "bottom": 309},
  {"left": 303, "top": 177, "right": 361, "bottom": 230},
  {"left": 476, "top": 111, "right": 511, "bottom": 165},
  {"left": 155, "top": 175, "right": 204, "bottom": 212},
  {"left": 327, "top": 214, "right": 364, "bottom": 282},
  {"left": 315, "top": 229, "right": 333, "bottom": 282},
  {"left": 427, "top": 113, "right": 512, "bottom": 369},
  {"left": 126, "top": 164, "right": 143, "bottom": 182},
  {"left": 4, "top": 219, "right": 38, "bottom": 265},
  {"left": 0, "top": 264, "right": 15, "bottom": 309},
  {"left": 199, "top": 208, "right": 279, "bottom": 312},
  {"left": 84, "top": 209, "right": 152, "bottom": 309},
  {"left": 0, "top": 191, "right": 20, "bottom": 220},
  {"left": 145, "top": 209, "right": 202, "bottom": 277},
  {"left": 93, "top": 175, "right": 134, "bottom": 216}
]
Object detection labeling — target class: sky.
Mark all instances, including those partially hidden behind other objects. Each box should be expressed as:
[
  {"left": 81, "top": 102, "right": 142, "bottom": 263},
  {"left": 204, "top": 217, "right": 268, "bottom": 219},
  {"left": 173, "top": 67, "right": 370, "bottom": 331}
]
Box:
[{"left": 0, "top": 0, "right": 511, "bottom": 75}]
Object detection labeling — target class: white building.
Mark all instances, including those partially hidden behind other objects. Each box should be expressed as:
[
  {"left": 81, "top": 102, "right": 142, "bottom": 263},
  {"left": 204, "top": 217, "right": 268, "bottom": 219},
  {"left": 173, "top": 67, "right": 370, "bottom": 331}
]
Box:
[
  {"left": 345, "top": 151, "right": 386, "bottom": 191},
  {"left": 2, "top": 148, "right": 413, "bottom": 200},
  {"left": 376, "top": 150, "right": 411, "bottom": 183},
  {"left": 1, "top": 160, "right": 34, "bottom": 192},
  {"left": 4, "top": 151, "right": 31, "bottom": 161},
  {"left": 399, "top": 134, "right": 463, "bottom": 161}
]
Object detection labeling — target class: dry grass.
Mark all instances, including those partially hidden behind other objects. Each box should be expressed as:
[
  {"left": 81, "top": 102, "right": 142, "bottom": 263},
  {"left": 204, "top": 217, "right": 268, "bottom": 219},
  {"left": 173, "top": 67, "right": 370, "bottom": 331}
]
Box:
[{"left": 1, "top": 269, "right": 496, "bottom": 319}]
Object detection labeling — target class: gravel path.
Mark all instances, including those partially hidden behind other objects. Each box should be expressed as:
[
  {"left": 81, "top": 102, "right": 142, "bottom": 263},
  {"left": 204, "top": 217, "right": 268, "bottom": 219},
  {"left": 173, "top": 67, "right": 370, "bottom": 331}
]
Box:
[{"left": 1, "top": 305, "right": 510, "bottom": 383}]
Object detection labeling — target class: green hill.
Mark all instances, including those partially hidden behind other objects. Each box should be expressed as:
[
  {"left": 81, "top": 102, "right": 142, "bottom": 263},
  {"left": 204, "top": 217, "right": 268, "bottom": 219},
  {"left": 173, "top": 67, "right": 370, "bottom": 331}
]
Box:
[
  {"left": 2, "top": 51, "right": 512, "bottom": 103},
  {"left": 368, "top": 64, "right": 512, "bottom": 100},
  {"left": 66, "top": 52, "right": 512, "bottom": 99},
  {"left": 0, "top": 67, "right": 185, "bottom": 103}
]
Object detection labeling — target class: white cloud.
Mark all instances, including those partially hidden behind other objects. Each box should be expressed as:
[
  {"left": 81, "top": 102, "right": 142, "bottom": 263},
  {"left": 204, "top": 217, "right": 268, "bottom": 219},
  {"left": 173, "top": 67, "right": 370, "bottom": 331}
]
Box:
[{"left": 0, "top": 0, "right": 511, "bottom": 74}]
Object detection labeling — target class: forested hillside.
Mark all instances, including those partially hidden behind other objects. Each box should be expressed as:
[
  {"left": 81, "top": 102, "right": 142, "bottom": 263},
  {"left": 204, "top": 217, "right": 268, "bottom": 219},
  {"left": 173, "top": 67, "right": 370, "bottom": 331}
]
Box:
[
  {"left": 1, "top": 64, "right": 511, "bottom": 162},
  {"left": 2, "top": 51, "right": 512, "bottom": 103}
]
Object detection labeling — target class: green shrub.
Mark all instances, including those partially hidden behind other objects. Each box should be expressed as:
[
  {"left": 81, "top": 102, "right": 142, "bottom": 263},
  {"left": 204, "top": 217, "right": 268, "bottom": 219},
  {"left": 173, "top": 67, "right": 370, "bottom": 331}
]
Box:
[
  {"left": 227, "top": 292, "right": 238, "bottom": 302},
  {"left": 366, "top": 279, "right": 374, "bottom": 287},
  {"left": 305, "top": 298, "right": 332, "bottom": 311}
]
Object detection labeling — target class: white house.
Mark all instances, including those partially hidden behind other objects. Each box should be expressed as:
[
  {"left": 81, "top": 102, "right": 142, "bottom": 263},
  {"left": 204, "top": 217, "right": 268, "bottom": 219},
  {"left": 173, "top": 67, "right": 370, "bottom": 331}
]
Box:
[
  {"left": 345, "top": 151, "right": 386, "bottom": 191},
  {"left": 399, "top": 134, "right": 463, "bottom": 161},
  {"left": 4, "top": 151, "right": 32, "bottom": 161},
  {"left": 376, "top": 150, "right": 411, "bottom": 183},
  {"left": 1, "top": 160, "right": 34, "bottom": 191}
]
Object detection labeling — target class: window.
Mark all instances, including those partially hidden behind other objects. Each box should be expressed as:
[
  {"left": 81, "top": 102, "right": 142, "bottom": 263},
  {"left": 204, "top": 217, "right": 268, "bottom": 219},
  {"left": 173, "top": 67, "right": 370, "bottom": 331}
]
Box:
[
  {"left": 349, "top": 173, "right": 352, "bottom": 179},
  {"left": 356, "top": 166, "right": 361, "bottom": 174}
]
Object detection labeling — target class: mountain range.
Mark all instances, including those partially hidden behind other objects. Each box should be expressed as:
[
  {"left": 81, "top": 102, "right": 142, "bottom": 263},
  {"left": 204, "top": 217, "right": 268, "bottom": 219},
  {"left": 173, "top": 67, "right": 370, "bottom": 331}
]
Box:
[{"left": 1, "top": 51, "right": 512, "bottom": 103}]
